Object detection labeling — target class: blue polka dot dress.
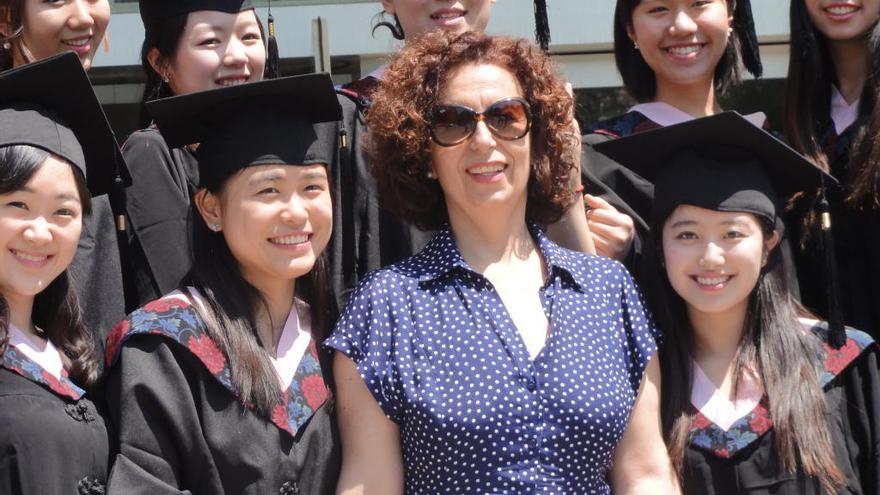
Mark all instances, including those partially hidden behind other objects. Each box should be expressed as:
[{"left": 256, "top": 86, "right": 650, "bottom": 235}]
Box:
[{"left": 325, "top": 225, "right": 660, "bottom": 494}]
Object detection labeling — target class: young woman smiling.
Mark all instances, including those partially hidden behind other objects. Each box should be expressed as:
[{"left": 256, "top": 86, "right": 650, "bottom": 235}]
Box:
[
  {"left": 597, "top": 112, "right": 880, "bottom": 494},
  {"left": 784, "top": 0, "right": 880, "bottom": 338},
  {"left": 105, "top": 75, "right": 341, "bottom": 494},
  {"left": 579, "top": 0, "right": 764, "bottom": 267},
  {"left": 0, "top": 53, "right": 122, "bottom": 495},
  {"left": 123, "top": 0, "right": 267, "bottom": 308}
]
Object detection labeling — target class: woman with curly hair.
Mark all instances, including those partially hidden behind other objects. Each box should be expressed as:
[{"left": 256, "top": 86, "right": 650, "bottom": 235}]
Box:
[
  {"left": 784, "top": 0, "right": 880, "bottom": 338},
  {"left": 326, "top": 31, "right": 677, "bottom": 494}
]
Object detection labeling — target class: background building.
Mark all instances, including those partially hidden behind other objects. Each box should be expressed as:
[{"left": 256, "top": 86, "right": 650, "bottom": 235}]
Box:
[{"left": 94, "top": 0, "right": 793, "bottom": 138}]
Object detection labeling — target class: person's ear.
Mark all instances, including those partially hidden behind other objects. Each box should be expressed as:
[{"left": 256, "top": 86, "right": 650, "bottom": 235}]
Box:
[
  {"left": 147, "top": 47, "right": 171, "bottom": 82},
  {"left": 762, "top": 230, "right": 781, "bottom": 267},
  {"left": 380, "top": 0, "right": 395, "bottom": 16},
  {"left": 194, "top": 189, "right": 223, "bottom": 232}
]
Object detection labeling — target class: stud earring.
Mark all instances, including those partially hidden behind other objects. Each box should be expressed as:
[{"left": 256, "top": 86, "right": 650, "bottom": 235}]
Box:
[
  {"left": 728, "top": 26, "right": 734, "bottom": 35},
  {"left": 162, "top": 74, "right": 170, "bottom": 84},
  {"left": 633, "top": 41, "right": 640, "bottom": 50},
  {"left": 426, "top": 170, "right": 437, "bottom": 179},
  {"left": 211, "top": 223, "right": 221, "bottom": 232},
  {"left": 1, "top": 40, "right": 9, "bottom": 51}
]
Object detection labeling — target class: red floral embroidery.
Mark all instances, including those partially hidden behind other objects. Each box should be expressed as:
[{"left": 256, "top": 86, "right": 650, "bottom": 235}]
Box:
[
  {"left": 42, "top": 370, "right": 75, "bottom": 398},
  {"left": 301, "top": 374, "right": 329, "bottom": 411},
  {"left": 271, "top": 403, "right": 293, "bottom": 435},
  {"left": 692, "top": 412, "right": 712, "bottom": 429},
  {"left": 142, "top": 298, "right": 189, "bottom": 314},
  {"left": 714, "top": 448, "right": 729, "bottom": 458},
  {"left": 823, "top": 340, "right": 860, "bottom": 376},
  {"left": 748, "top": 408, "right": 771, "bottom": 433},
  {"left": 188, "top": 335, "right": 226, "bottom": 374},
  {"left": 105, "top": 319, "right": 130, "bottom": 364}
]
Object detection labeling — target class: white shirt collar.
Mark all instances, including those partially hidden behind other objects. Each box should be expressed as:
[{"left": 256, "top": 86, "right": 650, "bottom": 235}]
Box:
[
  {"left": 629, "top": 101, "right": 767, "bottom": 128},
  {"left": 8, "top": 323, "right": 64, "bottom": 380},
  {"left": 830, "top": 85, "right": 860, "bottom": 135}
]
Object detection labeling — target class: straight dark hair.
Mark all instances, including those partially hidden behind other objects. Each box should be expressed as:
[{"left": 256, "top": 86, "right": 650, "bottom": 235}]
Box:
[
  {"left": 182, "top": 172, "right": 337, "bottom": 416},
  {"left": 783, "top": 0, "right": 880, "bottom": 208},
  {"left": 613, "top": 0, "right": 744, "bottom": 102},
  {"left": 641, "top": 210, "right": 844, "bottom": 493},
  {"left": 0, "top": 145, "right": 99, "bottom": 391},
  {"left": 138, "top": 11, "right": 267, "bottom": 128}
]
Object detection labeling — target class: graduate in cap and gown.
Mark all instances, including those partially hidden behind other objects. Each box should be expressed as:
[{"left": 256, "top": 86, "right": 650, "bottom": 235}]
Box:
[
  {"left": 122, "top": 0, "right": 267, "bottom": 308},
  {"left": 0, "top": 52, "right": 126, "bottom": 495},
  {"left": 104, "top": 74, "right": 341, "bottom": 495},
  {"left": 575, "top": 0, "right": 764, "bottom": 267},
  {"left": 596, "top": 113, "right": 880, "bottom": 494}
]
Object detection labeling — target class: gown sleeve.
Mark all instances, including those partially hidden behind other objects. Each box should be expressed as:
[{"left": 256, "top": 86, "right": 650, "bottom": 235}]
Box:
[
  {"left": 105, "top": 337, "right": 219, "bottom": 494},
  {"left": 838, "top": 345, "right": 880, "bottom": 493}
]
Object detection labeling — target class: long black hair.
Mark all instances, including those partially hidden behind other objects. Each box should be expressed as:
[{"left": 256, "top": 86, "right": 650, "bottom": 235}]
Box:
[
  {"left": 783, "top": 1, "right": 879, "bottom": 186},
  {"left": 641, "top": 208, "right": 844, "bottom": 492},
  {"left": 183, "top": 173, "right": 337, "bottom": 416},
  {"left": 0, "top": 145, "right": 99, "bottom": 391},
  {"left": 138, "top": 12, "right": 267, "bottom": 128},
  {"left": 613, "top": 0, "right": 746, "bottom": 102}
]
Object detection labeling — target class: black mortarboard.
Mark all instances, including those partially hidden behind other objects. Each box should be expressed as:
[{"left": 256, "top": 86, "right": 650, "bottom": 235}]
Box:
[
  {"left": 0, "top": 52, "right": 130, "bottom": 197},
  {"left": 146, "top": 72, "right": 341, "bottom": 189},
  {"left": 594, "top": 111, "right": 846, "bottom": 347},
  {"left": 534, "top": 0, "right": 551, "bottom": 52},
  {"left": 138, "top": 0, "right": 253, "bottom": 27},
  {"left": 733, "top": 0, "right": 763, "bottom": 78}
]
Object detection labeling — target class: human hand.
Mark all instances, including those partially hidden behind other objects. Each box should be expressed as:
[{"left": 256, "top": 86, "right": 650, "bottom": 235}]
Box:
[{"left": 584, "top": 194, "right": 635, "bottom": 261}]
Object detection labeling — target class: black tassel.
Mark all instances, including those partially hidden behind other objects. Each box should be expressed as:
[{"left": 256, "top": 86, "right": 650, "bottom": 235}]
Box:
[
  {"left": 818, "top": 194, "right": 846, "bottom": 348},
  {"left": 266, "top": 8, "right": 280, "bottom": 79},
  {"left": 733, "top": 0, "right": 763, "bottom": 78},
  {"left": 534, "top": 0, "right": 551, "bottom": 52}
]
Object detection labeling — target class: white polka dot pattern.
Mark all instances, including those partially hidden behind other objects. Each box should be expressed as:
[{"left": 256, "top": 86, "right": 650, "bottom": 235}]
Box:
[{"left": 325, "top": 225, "right": 660, "bottom": 494}]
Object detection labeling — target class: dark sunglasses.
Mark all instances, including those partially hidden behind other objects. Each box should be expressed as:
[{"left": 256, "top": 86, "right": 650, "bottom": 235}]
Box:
[{"left": 429, "top": 97, "right": 532, "bottom": 147}]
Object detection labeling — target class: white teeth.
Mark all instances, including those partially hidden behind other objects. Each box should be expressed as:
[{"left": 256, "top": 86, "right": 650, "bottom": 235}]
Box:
[
  {"left": 432, "top": 12, "right": 463, "bottom": 20},
  {"left": 63, "top": 38, "right": 89, "bottom": 47},
  {"left": 696, "top": 276, "right": 730, "bottom": 286},
  {"left": 13, "top": 250, "right": 48, "bottom": 263},
  {"left": 272, "top": 235, "right": 308, "bottom": 245},
  {"left": 827, "top": 5, "right": 858, "bottom": 14},
  {"left": 468, "top": 164, "right": 505, "bottom": 175},
  {"left": 218, "top": 79, "right": 247, "bottom": 87},
  {"left": 668, "top": 45, "right": 701, "bottom": 56}
]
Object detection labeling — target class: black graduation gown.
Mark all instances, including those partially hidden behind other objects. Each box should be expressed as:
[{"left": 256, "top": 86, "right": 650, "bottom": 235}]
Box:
[
  {"left": 0, "top": 346, "right": 109, "bottom": 495},
  {"left": 791, "top": 122, "right": 880, "bottom": 339},
  {"left": 332, "top": 78, "right": 433, "bottom": 307},
  {"left": 682, "top": 327, "right": 880, "bottom": 494},
  {"left": 122, "top": 127, "right": 199, "bottom": 308},
  {"left": 69, "top": 195, "right": 126, "bottom": 361},
  {"left": 104, "top": 296, "right": 340, "bottom": 494}
]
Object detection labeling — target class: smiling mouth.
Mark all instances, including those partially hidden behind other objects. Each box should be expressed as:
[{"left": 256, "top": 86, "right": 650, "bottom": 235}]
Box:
[
  {"left": 665, "top": 44, "right": 705, "bottom": 57},
  {"left": 62, "top": 36, "right": 91, "bottom": 48},
  {"left": 825, "top": 4, "right": 860, "bottom": 15},
  {"left": 467, "top": 163, "right": 506, "bottom": 176},
  {"left": 11, "top": 249, "right": 51, "bottom": 265},
  {"left": 431, "top": 10, "right": 467, "bottom": 21},
  {"left": 269, "top": 234, "right": 310, "bottom": 245},
  {"left": 692, "top": 274, "right": 733, "bottom": 287},
  {"left": 216, "top": 76, "right": 249, "bottom": 87}
]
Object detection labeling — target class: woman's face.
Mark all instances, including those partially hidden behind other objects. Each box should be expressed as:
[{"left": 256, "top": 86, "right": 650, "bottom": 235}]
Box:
[
  {"left": 661, "top": 205, "right": 778, "bottom": 320},
  {"left": 805, "top": 0, "right": 880, "bottom": 43},
  {"left": 0, "top": 155, "right": 83, "bottom": 309},
  {"left": 160, "top": 9, "right": 265, "bottom": 96},
  {"left": 628, "top": 0, "right": 732, "bottom": 93},
  {"left": 15, "top": 0, "right": 110, "bottom": 71},
  {"left": 197, "top": 164, "right": 332, "bottom": 292},
  {"left": 381, "top": 0, "right": 496, "bottom": 39},
  {"left": 430, "top": 63, "right": 531, "bottom": 226}
]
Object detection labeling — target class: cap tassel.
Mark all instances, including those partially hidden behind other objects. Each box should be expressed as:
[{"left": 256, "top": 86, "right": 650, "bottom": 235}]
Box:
[
  {"left": 534, "top": 0, "right": 551, "bottom": 52},
  {"left": 733, "top": 0, "right": 763, "bottom": 78},
  {"left": 266, "top": 5, "right": 280, "bottom": 79},
  {"left": 818, "top": 194, "right": 847, "bottom": 348}
]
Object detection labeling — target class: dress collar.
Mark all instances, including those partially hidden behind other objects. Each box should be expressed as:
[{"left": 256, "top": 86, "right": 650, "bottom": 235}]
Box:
[
  {"left": 411, "top": 223, "right": 588, "bottom": 292},
  {"left": 830, "top": 85, "right": 860, "bottom": 136},
  {"left": 1, "top": 325, "right": 84, "bottom": 401}
]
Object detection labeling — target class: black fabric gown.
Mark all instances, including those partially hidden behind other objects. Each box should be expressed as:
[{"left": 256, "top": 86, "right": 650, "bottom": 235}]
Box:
[
  {"left": 332, "top": 77, "right": 433, "bottom": 307},
  {"left": 682, "top": 326, "right": 880, "bottom": 494},
  {"left": 790, "top": 121, "right": 880, "bottom": 339},
  {"left": 0, "top": 345, "right": 109, "bottom": 495},
  {"left": 104, "top": 295, "right": 339, "bottom": 494}
]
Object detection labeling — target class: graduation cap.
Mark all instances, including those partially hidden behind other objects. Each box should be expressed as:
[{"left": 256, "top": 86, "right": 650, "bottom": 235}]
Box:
[
  {"left": 733, "top": 0, "right": 763, "bottom": 78},
  {"left": 138, "top": 0, "right": 254, "bottom": 26},
  {"left": 593, "top": 111, "right": 846, "bottom": 347},
  {"left": 146, "top": 72, "right": 342, "bottom": 189},
  {"left": 534, "top": 0, "right": 551, "bottom": 52},
  {"left": 0, "top": 52, "right": 130, "bottom": 198}
]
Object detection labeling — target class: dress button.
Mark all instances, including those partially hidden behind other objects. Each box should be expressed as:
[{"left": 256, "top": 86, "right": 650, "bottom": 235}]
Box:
[
  {"left": 65, "top": 402, "right": 94, "bottom": 422},
  {"left": 279, "top": 480, "right": 299, "bottom": 494},
  {"left": 525, "top": 377, "right": 537, "bottom": 392}
]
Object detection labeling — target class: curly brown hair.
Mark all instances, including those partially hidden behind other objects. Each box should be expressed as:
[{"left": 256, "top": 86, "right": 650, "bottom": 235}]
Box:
[{"left": 366, "top": 30, "right": 578, "bottom": 231}]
